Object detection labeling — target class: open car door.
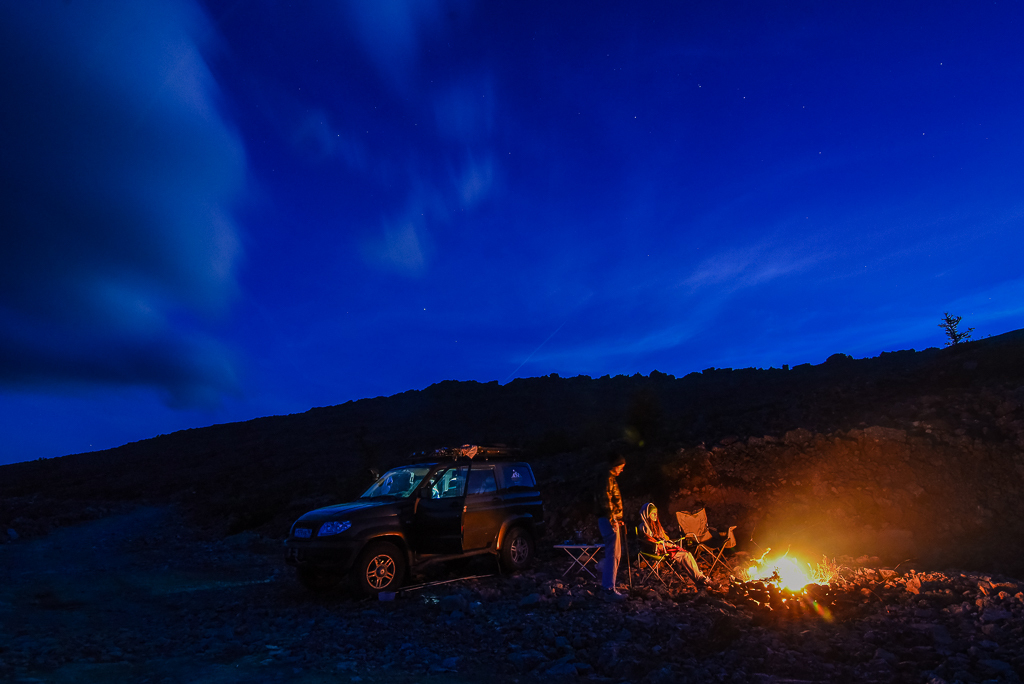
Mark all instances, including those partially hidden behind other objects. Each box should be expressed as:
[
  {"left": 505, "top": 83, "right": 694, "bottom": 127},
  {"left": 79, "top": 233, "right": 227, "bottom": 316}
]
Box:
[{"left": 411, "top": 465, "right": 467, "bottom": 554}]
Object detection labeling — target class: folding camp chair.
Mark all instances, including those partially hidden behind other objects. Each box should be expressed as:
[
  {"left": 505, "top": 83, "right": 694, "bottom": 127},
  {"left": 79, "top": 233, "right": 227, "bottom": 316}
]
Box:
[
  {"left": 675, "top": 508, "right": 736, "bottom": 577},
  {"left": 633, "top": 526, "right": 686, "bottom": 588}
]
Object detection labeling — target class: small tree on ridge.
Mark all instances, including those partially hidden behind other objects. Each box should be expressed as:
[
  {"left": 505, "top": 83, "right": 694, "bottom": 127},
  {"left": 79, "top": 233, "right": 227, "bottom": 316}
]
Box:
[{"left": 939, "top": 312, "right": 974, "bottom": 346}]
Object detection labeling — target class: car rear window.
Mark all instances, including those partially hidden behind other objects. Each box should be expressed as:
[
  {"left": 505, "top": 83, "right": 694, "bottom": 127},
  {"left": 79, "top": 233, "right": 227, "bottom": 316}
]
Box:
[
  {"left": 499, "top": 463, "right": 535, "bottom": 489},
  {"left": 467, "top": 467, "right": 497, "bottom": 494}
]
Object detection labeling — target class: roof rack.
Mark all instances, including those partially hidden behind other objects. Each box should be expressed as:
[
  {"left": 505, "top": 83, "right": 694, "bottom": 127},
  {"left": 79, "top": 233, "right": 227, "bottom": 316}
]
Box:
[{"left": 408, "top": 444, "right": 521, "bottom": 463}]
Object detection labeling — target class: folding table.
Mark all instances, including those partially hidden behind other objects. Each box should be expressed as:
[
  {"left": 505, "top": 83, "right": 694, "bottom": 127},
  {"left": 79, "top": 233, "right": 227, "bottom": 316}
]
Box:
[{"left": 553, "top": 544, "right": 603, "bottom": 578}]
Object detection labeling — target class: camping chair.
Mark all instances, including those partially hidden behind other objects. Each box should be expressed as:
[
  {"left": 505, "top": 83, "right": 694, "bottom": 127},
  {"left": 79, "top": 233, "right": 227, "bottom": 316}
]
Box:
[
  {"left": 675, "top": 508, "right": 736, "bottom": 577},
  {"left": 633, "top": 526, "right": 686, "bottom": 588}
]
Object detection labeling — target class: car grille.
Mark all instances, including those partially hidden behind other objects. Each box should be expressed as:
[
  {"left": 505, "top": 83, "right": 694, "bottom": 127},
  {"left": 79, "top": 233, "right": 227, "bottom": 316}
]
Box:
[{"left": 293, "top": 527, "right": 312, "bottom": 538}]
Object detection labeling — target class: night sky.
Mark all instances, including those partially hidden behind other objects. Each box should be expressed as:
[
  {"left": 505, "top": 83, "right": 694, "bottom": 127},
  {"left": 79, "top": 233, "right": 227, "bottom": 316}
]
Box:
[{"left": 2, "top": 1, "right": 1023, "bottom": 464}]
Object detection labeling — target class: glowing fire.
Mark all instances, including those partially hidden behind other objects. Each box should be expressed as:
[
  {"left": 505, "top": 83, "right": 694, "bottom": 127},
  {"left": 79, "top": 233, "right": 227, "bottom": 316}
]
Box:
[{"left": 742, "top": 549, "right": 837, "bottom": 591}]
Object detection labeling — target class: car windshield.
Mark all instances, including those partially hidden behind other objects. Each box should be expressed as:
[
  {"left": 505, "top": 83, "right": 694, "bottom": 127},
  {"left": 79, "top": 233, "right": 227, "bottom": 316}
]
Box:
[{"left": 361, "top": 466, "right": 433, "bottom": 499}]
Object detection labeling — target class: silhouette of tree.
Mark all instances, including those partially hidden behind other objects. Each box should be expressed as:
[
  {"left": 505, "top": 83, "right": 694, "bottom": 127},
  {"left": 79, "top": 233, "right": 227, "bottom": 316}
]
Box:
[{"left": 939, "top": 312, "right": 974, "bottom": 346}]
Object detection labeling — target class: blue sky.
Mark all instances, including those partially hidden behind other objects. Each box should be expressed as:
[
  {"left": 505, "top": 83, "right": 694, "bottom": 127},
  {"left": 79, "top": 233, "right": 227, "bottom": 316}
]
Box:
[{"left": 2, "top": 1, "right": 1023, "bottom": 464}]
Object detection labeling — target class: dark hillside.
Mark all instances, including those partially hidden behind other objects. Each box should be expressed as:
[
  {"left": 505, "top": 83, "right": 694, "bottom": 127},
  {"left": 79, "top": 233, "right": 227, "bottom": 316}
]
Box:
[{"left": 3, "top": 329, "right": 1024, "bottom": 571}]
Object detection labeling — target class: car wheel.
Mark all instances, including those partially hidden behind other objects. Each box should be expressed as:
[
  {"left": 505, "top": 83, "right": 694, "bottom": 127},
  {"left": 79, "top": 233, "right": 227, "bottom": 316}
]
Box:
[
  {"left": 500, "top": 526, "right": 534, "bottom": 572},
  {"left": 296, "top": 567, "right": 342, "bottom": 593},
  {"left": 353, "top": 542, "right": 406, "bottom": 595}
]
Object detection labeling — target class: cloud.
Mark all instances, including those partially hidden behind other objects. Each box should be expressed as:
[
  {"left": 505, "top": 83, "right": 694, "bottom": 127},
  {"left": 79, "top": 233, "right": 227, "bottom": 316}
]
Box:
[
  {"left": 593, "top": 242, "right": 822, "bottom": 357},
  {"left": 292, "top": 109, "right": 368, "bottom": 170},
  {"left": 360, "top": 219, "right": 429, "bottom": 276},
  {"left": 683, "top": 242, "right": 820, "bottom": 293},
  {"left": 340, "top": 0, "right": 448, "bottom": 88},
  {"left": 435, "top": 81, "right": 498, "bottom": 206},
  {"left": 0, "top": 0, "right": 245, "bottom": 403},
  {"left": 504, "top": 239, "right": 827, "bottom": 373},
  {"left": 434, "top": 80, "right": 495, "bottom": 143},
  {"left": 454, "top": 154, "right": 495, "bottom": 207}
]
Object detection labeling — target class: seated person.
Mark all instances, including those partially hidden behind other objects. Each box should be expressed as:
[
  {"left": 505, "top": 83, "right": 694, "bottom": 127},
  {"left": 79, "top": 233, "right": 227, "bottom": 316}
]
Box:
[{"left": 640, "top": 503, "right": 708, "bottom": 588}]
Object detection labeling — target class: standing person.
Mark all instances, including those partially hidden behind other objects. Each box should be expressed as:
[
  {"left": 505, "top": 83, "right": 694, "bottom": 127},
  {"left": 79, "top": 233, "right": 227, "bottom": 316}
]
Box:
[{"left": 597, "top": 453, "right": 627, "bottom": 601}]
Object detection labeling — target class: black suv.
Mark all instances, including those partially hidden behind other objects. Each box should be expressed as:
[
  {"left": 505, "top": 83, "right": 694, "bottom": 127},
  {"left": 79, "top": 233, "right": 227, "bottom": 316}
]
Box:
[{"left": 285, "top": 447, "right": 544, "bottom": 594}]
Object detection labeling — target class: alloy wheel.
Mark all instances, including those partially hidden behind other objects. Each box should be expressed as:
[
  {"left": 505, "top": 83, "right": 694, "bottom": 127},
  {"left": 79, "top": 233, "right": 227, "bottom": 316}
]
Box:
[
  {"left": 510, "top": 536, "right": 529, "bottom": 565},
  {"left": 366, "top": 554, "right": 396, "bottom": 590}
]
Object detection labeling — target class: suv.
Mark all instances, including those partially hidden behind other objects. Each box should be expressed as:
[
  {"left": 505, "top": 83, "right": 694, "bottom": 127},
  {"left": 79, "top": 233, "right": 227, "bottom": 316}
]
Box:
[{"left": 285, "top": 447, "right": 544, "bottom": 594}]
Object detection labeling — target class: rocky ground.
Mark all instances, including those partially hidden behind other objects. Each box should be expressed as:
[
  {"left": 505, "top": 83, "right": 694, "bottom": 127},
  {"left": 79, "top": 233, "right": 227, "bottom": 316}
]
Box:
[{"left": 2, "top": 506, "right": 1022, "bottom": 684}]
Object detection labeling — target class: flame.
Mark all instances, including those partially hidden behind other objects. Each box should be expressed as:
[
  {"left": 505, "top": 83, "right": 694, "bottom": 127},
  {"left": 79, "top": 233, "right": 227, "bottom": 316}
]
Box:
[{"left": 742, "top": 549, "right": 835, "bottom": 591}]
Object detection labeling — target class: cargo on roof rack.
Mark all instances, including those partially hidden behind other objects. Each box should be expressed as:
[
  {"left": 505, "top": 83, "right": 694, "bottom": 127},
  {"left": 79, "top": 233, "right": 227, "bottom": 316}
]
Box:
[{"left": 407, "top": 445, "right": 520, "bottom": 463}]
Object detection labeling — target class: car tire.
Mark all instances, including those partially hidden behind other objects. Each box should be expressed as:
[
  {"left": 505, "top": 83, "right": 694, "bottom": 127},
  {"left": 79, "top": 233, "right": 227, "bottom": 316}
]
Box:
[
  {"left": 353, "top": 542, "right": 406, "bottom": 596},
  {"left": 296, "top": 567, "right": 342, "bottom": 593},
  {"left": 500, "top": 526, "right": 534, "bottom": 572}
]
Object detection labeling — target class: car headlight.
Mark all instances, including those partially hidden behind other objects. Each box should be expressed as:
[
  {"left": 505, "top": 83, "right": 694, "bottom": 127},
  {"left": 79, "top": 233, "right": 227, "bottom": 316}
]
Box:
[{"left": 318, "top": 520, "right": 351, "bottom": 536}]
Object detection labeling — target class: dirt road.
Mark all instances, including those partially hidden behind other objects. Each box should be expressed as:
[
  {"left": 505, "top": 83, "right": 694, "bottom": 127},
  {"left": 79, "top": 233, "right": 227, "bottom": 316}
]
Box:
[{"left": 0, "top": 507, "right": 478, "bottom": 683}]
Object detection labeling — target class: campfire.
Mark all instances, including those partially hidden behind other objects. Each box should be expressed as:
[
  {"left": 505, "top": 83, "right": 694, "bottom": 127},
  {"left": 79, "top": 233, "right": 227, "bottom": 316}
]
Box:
[
  {"left": 726, "top": 549, "right": 845, "bottom": 622},
  {"left": 740, "top": 548, "right": 839, "bottom": 591}
]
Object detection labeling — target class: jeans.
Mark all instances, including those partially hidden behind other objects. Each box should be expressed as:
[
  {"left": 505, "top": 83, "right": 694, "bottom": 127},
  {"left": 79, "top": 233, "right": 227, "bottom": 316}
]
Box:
[{"left": 598, "top": 517, "right": 621, "bottom": 590}]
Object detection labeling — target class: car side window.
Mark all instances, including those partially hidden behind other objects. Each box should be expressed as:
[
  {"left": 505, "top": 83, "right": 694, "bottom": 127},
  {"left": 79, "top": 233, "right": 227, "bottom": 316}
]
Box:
[
  {"left": 466, "top": 467, "right": 497, "bottom": 495},
  {"left": 430, "top": 466, "right": 468, "bottom": 499},
  {"left": 499, "top": 464, "right": 536, "bottom": 489}
]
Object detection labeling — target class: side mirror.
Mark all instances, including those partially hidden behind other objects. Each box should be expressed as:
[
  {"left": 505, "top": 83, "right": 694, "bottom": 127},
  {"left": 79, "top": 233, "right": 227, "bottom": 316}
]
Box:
[{"left": 418, "top": 488, "right": 432, "bottom": 499}]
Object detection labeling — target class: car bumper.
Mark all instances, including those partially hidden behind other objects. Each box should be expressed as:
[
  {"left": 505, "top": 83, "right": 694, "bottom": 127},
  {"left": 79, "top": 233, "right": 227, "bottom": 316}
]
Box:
[{"left": 285, "top": 539, "right": 358, "bottom": 573}]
